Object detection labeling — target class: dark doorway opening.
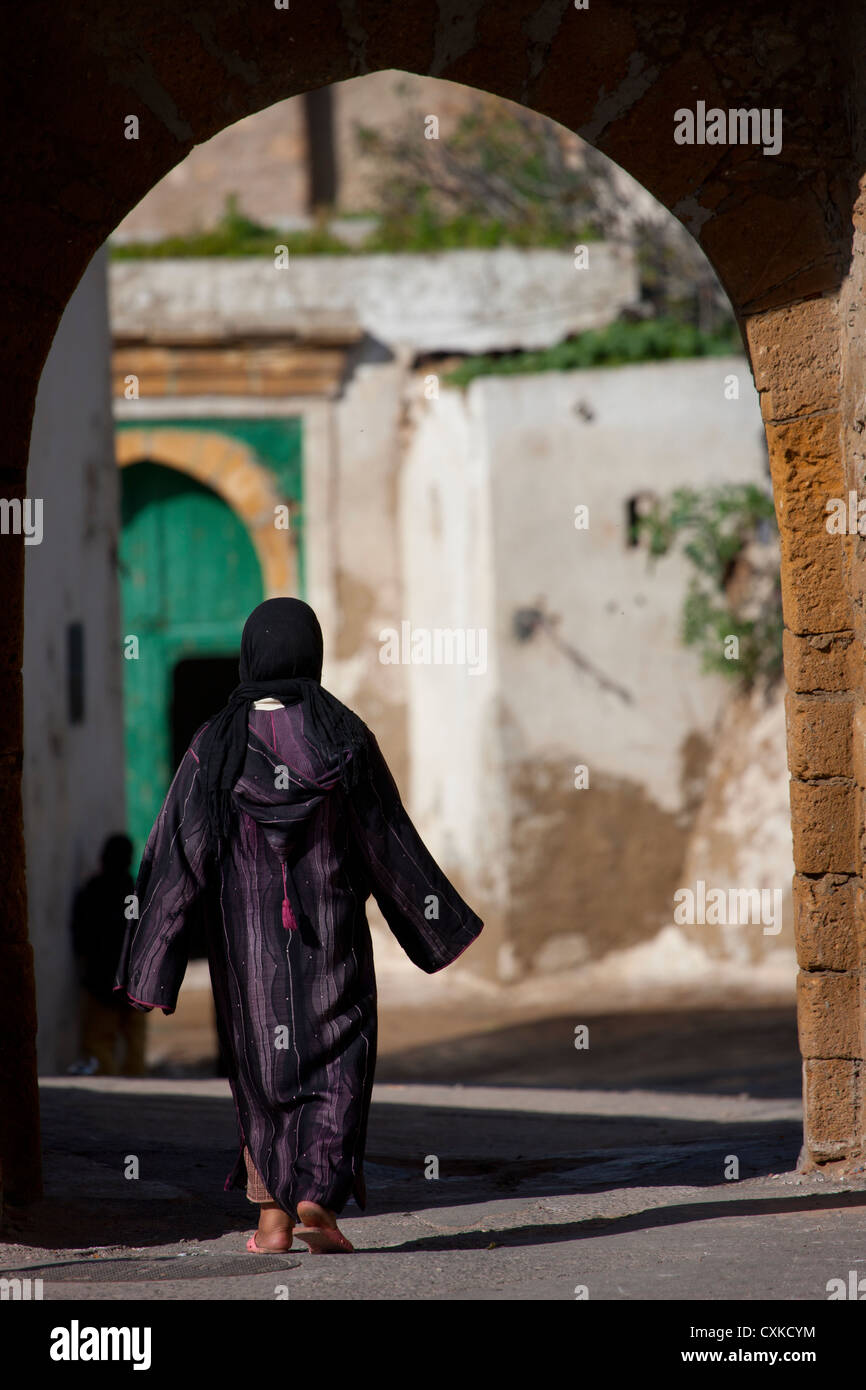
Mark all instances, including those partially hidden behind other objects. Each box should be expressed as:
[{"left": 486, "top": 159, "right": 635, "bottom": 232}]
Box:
[{"left": 171, "top": 656, "right": 238, "bottom": 775}]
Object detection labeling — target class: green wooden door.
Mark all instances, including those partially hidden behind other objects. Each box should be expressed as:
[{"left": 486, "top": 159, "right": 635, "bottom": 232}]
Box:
[{"left": 120, "top": 461, "right": 264, "bottom": 857}]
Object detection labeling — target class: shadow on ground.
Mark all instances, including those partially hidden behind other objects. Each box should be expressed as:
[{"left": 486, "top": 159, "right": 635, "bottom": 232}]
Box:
[
  {"left": 2, "top": 1088, "right": 806, "bottom": 1250},
  {"left": 356, "top": 1188, "right": 866, "bottom": 1253},
  {"left": 376, "top": 1006, "right": 801, "bottom": 1099},
  {"left": 0, "top": 1001, "right": 808, "bottom": 1254}
]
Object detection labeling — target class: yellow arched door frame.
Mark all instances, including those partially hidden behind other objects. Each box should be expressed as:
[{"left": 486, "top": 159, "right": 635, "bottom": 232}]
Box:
[{"left": 116, "top": 427, "right": 297, "bottom": 598}]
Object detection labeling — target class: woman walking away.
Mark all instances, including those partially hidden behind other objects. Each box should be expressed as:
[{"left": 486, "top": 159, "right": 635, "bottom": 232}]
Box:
[{"left": 114, "top": 598, "right": 484, "bottom": 1254}]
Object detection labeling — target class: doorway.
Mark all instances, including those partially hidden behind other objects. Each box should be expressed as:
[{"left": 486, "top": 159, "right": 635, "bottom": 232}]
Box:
[{"left": 119, "top": 459, "right": 264, "bottom": 858}]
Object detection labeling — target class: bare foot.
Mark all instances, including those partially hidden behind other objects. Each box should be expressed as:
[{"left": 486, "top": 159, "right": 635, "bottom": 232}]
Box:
[
  {"left": 248, "top": 1200, "right": 293, "bottom": 1252},
  {"left": 247, "top": 1234, "right": 294, "bottom": 1256},
  {"left": 294, "top": 1199, "right": 354, "bottom": 1253}
]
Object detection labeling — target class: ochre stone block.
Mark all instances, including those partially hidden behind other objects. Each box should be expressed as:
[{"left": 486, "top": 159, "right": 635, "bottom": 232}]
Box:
[
  {"left": 766, "top": 413, "right": 844, "bottom": 522},
  {"left": 855, "top": 880, "right": 866, "bottom": 966},
  {"left": 794, "top": 873, "right": 858, "bottom": 972},
  {"left": 797, "top": 970, "right": 859, "bottom": 1059},
  {"left": 745, "top": 297, "right": 839, "bottom": 423},
  {"left": 852, "top": 704, "right": 866, "bottom": 788},
  {"left": 778, "top": 530, "right": 849, "bottom": 634},
  {"left": 112, "top": 345, "right": 349, "bottom": 399},
  {"left": 765, "top": 414, "right": 849, "bottom": 634},
  {"left": 789, "top": 779, "right": 857, "bottom": 873},
  {"left": 785, "top": 692, "right": 852, "bottom": 779},
  {"left": 803, "top": 1059, "right": 859, "bottom": 1159},
  {"left": 783, "top": 629, "right": 854, "bottom": 693}
]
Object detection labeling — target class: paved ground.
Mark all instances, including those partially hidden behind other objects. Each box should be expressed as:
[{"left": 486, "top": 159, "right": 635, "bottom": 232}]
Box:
[{"left": 3, "top": 1003, "right": 866, "bottom": 1300}]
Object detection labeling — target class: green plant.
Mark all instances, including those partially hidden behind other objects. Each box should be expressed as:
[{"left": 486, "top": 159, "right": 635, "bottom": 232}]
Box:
[
  {"left": 443, "top": 316, "right": 742, "bottom": 387},
  {"left": 111, "top": 194, "right": 352, "bottom": 259},
  {"left": 354, "top": 95, "right": 605, "bottom": 252},
  {"left": 355, "top": 93, "right": 732, "bottom": 323},
  {"left": 636, "top": 484, "right": 782, "bottom": 687}
]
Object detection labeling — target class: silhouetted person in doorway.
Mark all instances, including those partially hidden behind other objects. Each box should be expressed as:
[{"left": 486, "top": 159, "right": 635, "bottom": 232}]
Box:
[{"left": 71, "top": 834, "right": 147, "bottom": 1077}]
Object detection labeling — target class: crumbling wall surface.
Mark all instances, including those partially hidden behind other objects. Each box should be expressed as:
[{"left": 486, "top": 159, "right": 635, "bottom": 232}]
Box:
[
  {"left": 677, "top": 685, "right": 795, "bottom": 969},
  {"left": 469, "top": 358, "right": 770, "bottom": 975}
]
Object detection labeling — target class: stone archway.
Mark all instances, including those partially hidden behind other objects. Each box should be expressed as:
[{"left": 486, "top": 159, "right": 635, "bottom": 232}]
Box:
[
  {"left": 2, "top": 2, "right": 865, "bottom": 1203},
  {"left": 116, "top": 428, "right": 298, "bottom": 598}
]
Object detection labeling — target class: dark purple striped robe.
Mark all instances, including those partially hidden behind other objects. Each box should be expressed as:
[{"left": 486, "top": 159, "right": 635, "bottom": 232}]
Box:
[{"left": 114, "top": 702, "right": 484, "bottom": 1216}]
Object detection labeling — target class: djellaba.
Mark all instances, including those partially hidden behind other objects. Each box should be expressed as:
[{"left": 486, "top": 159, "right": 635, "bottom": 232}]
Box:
[{"left": 114, "top": 597, "right": 484, "bottom": 1253}]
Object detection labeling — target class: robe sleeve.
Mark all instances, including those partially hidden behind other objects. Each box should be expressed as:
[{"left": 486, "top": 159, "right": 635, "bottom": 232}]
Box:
[
  {"left": 113, "top": 733, "right": 211, "bottom": 1014},
  {"left": 345, "top": 729, "right": 484, "bottom": 973}
]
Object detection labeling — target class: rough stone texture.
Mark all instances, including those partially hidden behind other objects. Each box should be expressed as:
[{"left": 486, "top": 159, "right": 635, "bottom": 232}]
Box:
[
  {"left": 803, "top": 1059, "right": 860, "bottom": 1161},
  {"left": 112, "top": 344, "right": 348, "bottom": 399},
  {"left": 109, "top": 249, "right": 639, "bottom": 354},
  {"left": 855, "top": 878, "right": 866, "bottom": 960},
  {"left": 785, "top": 693, "right": 853, "bottom": 779},
  {"left": 506, "top": 759, "right": 688, "bottom": 969},
  {"left": 745, "top": 297, "right": 840, "bottom": 422},
  {"left": 794, "top": 874, "right": 858, "bottom": 973},
  {"left": 765, "top": 413, "right": 848, "bottom": 635},
  {"left": 797, "top": 970, "right": 860, "bottom": 1060},
  {"left": 851, "top": 705, "right": 866, "bottom": 788},
  {"left": 756, "top": 278, "right": 866, "bottom": 1169},
  {"left": 113, "top": 94, "right": 310, "bottom": 239},
  {"left": 783, "top": 629, "right": 855, "bottom": 694},
  {"left": 671, "top": 686, "right": 794, "bottom": 968},
  {"left": 789, "top": 779, "right": 857, "bottom": 875}
]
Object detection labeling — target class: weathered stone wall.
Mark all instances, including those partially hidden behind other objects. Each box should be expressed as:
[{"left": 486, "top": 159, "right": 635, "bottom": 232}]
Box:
[
  {"left": 402, "top": 357, "right": 775, "bottom": 982},
  {"left": 109, "top": 247, "right": 639, "bottom": 354},
  {"left": 676, "top": 685, "right": 794, "bottom": 970},
  {"left": 746, "top": 297, "right": 856, "bottom": 1165},
  {"left": 113, "top": 97, "right": 310, "bottom": 241},
  {"left": 112, "top": 71, "right": 495, "bottom": 239}
]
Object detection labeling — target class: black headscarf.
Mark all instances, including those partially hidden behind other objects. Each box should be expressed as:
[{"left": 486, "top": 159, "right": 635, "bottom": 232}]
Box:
[{"left": 196, "top": 598, "right": 369, "bottom": 850}]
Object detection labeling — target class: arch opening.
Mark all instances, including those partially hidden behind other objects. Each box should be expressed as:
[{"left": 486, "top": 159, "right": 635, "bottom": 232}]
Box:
[{"left": 2, "top": 14, "right": 860, "bottom": 1214}]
